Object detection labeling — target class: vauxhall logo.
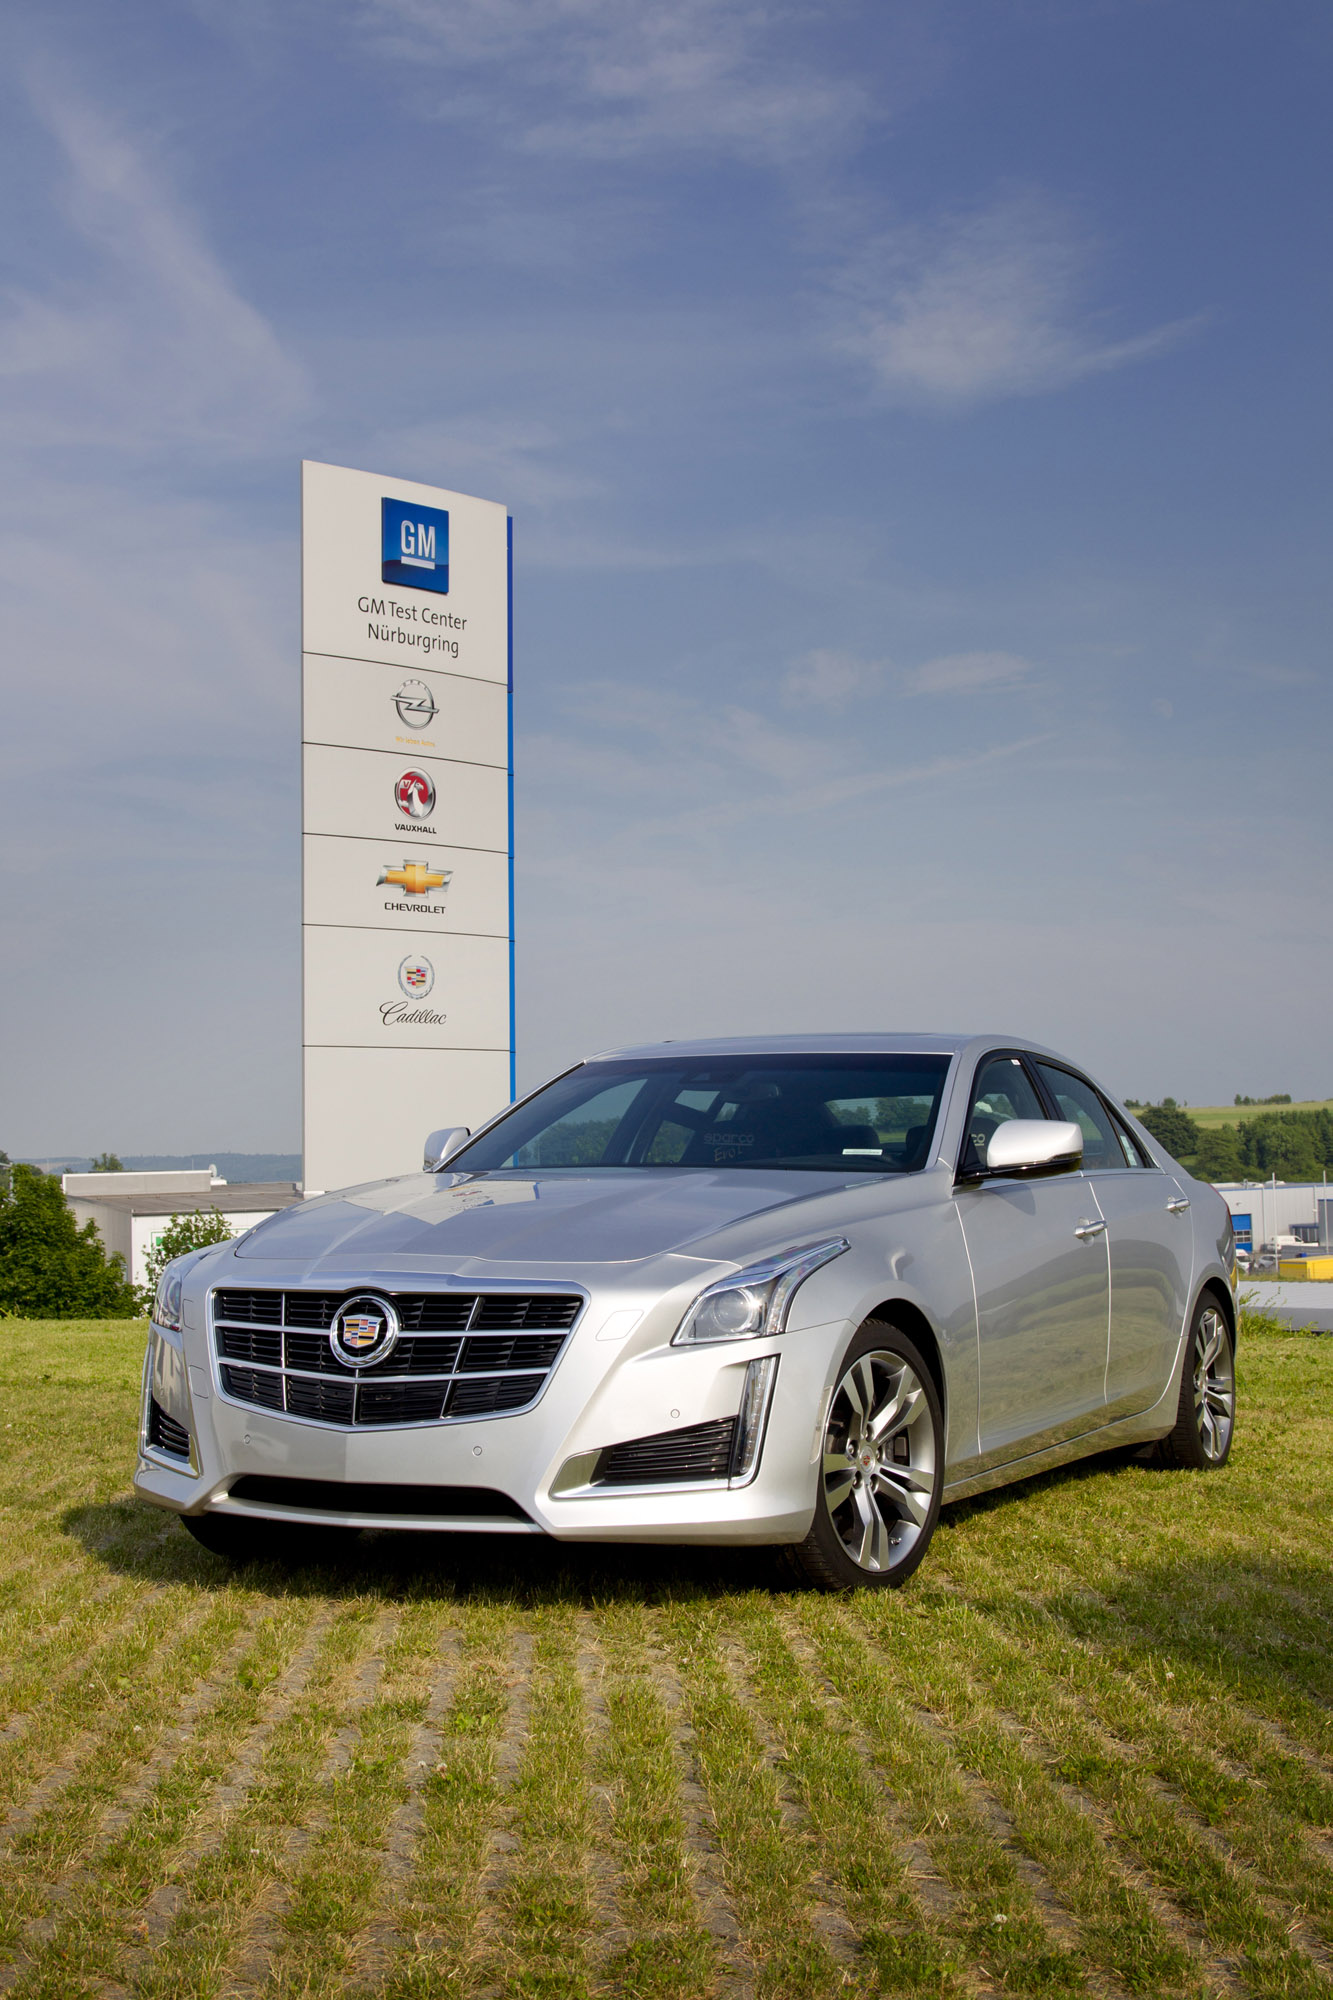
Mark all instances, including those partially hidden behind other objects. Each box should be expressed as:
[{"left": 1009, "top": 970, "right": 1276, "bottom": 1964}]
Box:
[{"left": 382, "top": 498, "right": 449, "bottom": 595}]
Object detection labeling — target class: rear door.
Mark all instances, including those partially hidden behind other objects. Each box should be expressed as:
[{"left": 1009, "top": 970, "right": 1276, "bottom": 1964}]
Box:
[
  {"left": 953, "top": 1052, "right": 1111, "bottom": 1467},
  {"left": 1031, "top": 1061, "right": 1193, "bottom": 1421}
]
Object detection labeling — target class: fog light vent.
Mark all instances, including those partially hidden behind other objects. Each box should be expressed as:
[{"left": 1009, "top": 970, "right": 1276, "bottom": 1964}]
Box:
[
  {"left": 148, "top": 1398, "right": 191, "bottom": 1462},
  {"left": 592, "top": 1417, "right": 737, "bottom": 1486}
]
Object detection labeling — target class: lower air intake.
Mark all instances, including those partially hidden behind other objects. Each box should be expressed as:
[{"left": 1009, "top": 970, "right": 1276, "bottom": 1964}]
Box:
[
  {"left": 593, "top": 1417, "right": 737, "bottom": 1486},
  {"left": 226, "top": 1475, "right": 533, "bottom": 1522}
]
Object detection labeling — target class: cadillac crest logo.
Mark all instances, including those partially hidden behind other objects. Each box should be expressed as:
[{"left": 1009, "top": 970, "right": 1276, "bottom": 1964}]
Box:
[
  {"left": 398, "top": 954, "right": 435, "bottom": 997},
  {"left": 330, "top": 1294, "right": 400, "bottom": 1369}
]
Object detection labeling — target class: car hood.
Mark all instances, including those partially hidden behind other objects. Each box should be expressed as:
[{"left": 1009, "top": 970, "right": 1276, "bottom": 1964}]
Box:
[{"left": 231, "top": 1167, "right": 866, "bottom": 1272}]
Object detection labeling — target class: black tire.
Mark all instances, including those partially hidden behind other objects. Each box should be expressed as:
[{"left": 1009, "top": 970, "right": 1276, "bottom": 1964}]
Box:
[
  {"left": 182, "top": 1513, "right": 359, "bottom": 1563},
  {"left": 1157, "top": 1294, "right": 1235, "bottom": 1469},
  {"left": 786, "top": 1321, "right": 945, "bottom": 1591}
]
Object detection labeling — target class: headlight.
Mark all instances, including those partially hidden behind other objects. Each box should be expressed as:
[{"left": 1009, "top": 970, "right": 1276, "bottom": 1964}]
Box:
[
  {"left": 672, "top": 1238, "right": 849, "bottom": 1346},
  {"left": 153, "top": 1264, "right": 186, "bottom": 1334}
]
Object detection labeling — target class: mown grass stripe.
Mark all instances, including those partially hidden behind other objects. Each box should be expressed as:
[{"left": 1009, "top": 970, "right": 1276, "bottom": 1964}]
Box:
[
  {"left": 661, "top": 1600, "right": 847, "bottom": 1998},
  {"left": 219, "top": 1604, "right": 401, "bottom": 1997},
  {"left": 0, "top": 1585, "right": 163, "bottom": 1745},
  {"left": 937, "top": 1563, "right": 1333, "bottom": 1958},
  {"left": 0, "top": 1574, "right": 126, "bottom": 1708},
  {"left": 726, "top": 1597, "right": 971, "bottom": 2000},
  {"left": 125, "top": 1597, "right": 386, "bottom": 2000},
  {"left": 856, "top": 1586, "right": 1333, "bottom": 2000},
  {"left": 0, "top": 1586, "right": 207, "bottom": 1848},
  {"left": 586, "top": 1604, "right": 718, "bottom": 2000},
  {"left": 378, "top": 1605, "right": 519, "bottom": 1999},
  {"left": 0, "top": 1600, "right": 307, "bottom": 1999},
  {"left": 793, "top": 1593, "right": 1204, "bottom": 1999},
  {"left": 337, "top": 1623, "right": 460, "bottom": 1992},
  {"left": 479, "top": 1608, "right": 596, "bottom": 2000},
  {"left": 240, "top": 1599, "right": 454, "bottom": 1998},
  {"left": 7, "top": 1594, "right": 250, "bottom": 1882},
  {"left": 786, "top": 1598, "right": 1098, "bottom": 2000}
]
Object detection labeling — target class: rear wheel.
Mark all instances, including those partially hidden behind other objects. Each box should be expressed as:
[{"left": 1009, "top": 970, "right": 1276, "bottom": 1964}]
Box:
[
  {"left": 1158, "top": 1295, "right": 1235, "bottom": 1469},
  {"left": 787, "top": 1322, "right": 944, "bottom": 1591}
]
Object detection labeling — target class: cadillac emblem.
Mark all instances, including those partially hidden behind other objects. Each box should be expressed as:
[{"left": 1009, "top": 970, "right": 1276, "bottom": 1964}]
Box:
[{"left": 330, "top": 1294, "right": 400, "bottom": 1369}]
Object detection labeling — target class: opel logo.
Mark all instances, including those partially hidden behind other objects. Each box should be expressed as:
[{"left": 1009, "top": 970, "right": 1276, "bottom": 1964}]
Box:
[{"left": 330, "top": 1294, "right": 400, "bottom": 1370}]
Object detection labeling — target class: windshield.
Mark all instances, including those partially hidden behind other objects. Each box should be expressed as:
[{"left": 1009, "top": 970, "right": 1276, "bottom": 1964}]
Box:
[{"left": 449, "top": 1054, "right": 952, "bottom": 1175}]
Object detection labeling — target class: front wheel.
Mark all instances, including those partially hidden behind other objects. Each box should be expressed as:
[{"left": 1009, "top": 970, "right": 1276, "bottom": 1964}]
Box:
[
  {"left": 1158, "top": 1296, "right": 1235, "bottom": 1469},
  {"left": 786, "top": 1322, "right": 945, "bottom": 1591}
]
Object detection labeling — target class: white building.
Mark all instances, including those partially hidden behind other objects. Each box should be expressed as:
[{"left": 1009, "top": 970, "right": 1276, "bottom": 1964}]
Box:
[
  {"left": 1215, "top": 1181, "right": 1333, "bottom": 1253},
  {"left": 62, "top": 1169, "right": 302, "bottom": 1289}
]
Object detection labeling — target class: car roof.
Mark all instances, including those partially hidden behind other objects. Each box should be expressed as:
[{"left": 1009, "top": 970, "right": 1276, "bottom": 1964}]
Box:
[{"left": 587, "top": 1032, "right": 1057, "bottom": 1062}]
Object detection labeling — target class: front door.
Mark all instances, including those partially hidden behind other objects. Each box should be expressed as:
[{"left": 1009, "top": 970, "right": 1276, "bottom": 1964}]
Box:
[
  {"left": 954, "top": 1053, "right": 1110, "bottom": 1468},
  {"left": 1032, "top": 1060, "right": 1193, "bottom": 1422}
]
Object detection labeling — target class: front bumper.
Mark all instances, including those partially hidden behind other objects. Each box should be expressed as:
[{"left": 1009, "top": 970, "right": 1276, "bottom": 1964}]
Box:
[{"left": 134, "top": 1283, "right": 840, "bottom": 1546}]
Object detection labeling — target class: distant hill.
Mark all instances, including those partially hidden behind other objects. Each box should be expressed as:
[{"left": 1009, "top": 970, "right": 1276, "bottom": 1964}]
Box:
[{"left": 19, "top": 1153, "right": 302, "bottom": 1183}]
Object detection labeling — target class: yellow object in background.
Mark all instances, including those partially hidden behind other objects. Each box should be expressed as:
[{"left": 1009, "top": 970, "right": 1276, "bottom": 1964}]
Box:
[{"left": 1277, "top": 1256, "right": 1333, "bottom": 1281}]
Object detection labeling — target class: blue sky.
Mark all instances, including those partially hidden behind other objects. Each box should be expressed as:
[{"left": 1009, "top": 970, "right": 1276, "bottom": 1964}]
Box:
[{"left": 1, "top": 0, "right": 1329, "bottom": 1154}]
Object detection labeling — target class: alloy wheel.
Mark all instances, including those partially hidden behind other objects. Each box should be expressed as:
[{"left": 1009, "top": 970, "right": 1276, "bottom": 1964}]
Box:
[
  {"left": 821, "top": 1349, "right": 938, "bottom": 1573},
  {"left": 1193, "top": 1306, "right": 1234, "bottom": 1463}
]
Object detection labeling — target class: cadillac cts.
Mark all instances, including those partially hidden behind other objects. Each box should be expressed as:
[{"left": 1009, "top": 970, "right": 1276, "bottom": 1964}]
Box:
[{"left": 135, "top": 1035, "right": 1238, "bottom": 1589}]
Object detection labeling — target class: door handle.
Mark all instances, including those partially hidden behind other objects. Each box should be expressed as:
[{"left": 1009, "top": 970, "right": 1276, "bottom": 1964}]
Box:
[
  {"left": 1166, "top": 1197, "right": 1190, "bottom": 1214},
  {"left": 1074, "top": 1219, "right": 1106, "bottom": 1240}
]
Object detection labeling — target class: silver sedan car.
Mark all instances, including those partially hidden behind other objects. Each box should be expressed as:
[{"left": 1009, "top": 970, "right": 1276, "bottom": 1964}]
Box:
[{"left": 134, "top": 1034, "right": 1237, "bottom": 1589}]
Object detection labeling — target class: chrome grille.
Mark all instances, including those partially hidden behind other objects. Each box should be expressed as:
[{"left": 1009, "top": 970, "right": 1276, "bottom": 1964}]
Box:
[{"left": 211, "top": 1287, "right": 581, "bottom": 1429}]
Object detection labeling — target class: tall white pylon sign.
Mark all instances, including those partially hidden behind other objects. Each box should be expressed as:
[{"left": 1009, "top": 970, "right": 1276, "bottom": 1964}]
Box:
[{"left": 301, "top": 461, "right": 513, "bottom": 1193}]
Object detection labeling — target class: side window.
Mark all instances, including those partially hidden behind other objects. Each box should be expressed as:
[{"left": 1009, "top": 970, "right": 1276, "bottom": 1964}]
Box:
[
  {"left": 1032, "top": 1063, "right": 1124, "bottom": 1171},
  {"left": 1104, "top": 1103, "right": 1150, "bottom": 1168},
  {"left": 962, "top": 1054, "right": 1047, "bottom": 1175}
]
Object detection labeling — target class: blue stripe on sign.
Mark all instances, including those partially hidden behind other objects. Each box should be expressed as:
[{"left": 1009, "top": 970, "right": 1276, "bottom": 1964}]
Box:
[{"left": 507, "top": 515, "right": 516, "bottom": 1103}]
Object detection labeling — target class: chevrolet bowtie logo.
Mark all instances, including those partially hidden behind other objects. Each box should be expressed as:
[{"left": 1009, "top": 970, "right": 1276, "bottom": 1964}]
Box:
[{"left": 378, "top": 860, "right": 452, "bottom": 895}]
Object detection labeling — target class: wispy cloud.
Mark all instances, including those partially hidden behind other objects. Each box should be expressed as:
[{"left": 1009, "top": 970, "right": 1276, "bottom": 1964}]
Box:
[
  {"left": 782, "top": 648, "right": 887, "bottom": 708},
  {"left": 834, "top": 194, "right": 1203, "bottom": 407},
  {"left": 904, "top": 650, "right": 1034, "bottom": 695},
  {"left": 2, "top": 62, "right": 305, "bottom": 454},
  {"left": 361, "top": 0, "right": 869, "bottom": 161}
]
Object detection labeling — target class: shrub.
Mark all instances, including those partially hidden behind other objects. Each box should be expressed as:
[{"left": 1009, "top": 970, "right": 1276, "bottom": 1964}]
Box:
[
  {"left": 138, "top": 1210, "right": 235, "bottom": 1314},
  {"left": 0, "top": 1165, "right": 140, "bottom": 1319}
]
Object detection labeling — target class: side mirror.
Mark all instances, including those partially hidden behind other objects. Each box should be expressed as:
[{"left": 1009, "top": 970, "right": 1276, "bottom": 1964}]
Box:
[
  {"left": 982, "top": 1119, "right": 1083, "bottom": 1179},
  {"left": 424, "top": 1126, "right": 470, "bottom": 1171}
]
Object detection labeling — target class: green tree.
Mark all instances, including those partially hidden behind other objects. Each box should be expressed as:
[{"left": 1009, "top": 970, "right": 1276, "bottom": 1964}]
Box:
[
  {"left": 0, "top": 1164, "right": 140, "bottom": 1318},
  {"left": 1238, "top": 1111, "right": 1330, "bottom": 1182},
  {"left": 1138, "top": 1099, "right": 1200, "bottom": 1160},
  {"left": 1193, "top": 1125, "right": 1242, "bottom": 1182},
  {"left": 139, "top": 1210, "right": 235, "bottom": 1313},
  {"left": 90, "top": 1152, "right": 124, "bottom": 1172}
]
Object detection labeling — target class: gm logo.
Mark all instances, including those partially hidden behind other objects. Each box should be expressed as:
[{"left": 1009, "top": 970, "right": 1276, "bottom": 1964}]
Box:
[{"left": 382, "top": 498, "right": 449, "bottom": 594}]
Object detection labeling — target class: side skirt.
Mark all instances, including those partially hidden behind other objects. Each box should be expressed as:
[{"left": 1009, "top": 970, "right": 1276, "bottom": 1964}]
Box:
[{"left": 942, "top": 1399, "right": 1174, "bottom": 1505}]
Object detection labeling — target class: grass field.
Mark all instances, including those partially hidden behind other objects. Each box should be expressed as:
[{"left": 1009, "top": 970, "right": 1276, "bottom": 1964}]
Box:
[
  {"left": 1, "top": 1312, "right": 1331, "bottom": 2000},
  {"left": 1166, "top": 1100, "right": 1333, "bottom": 1131}
]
